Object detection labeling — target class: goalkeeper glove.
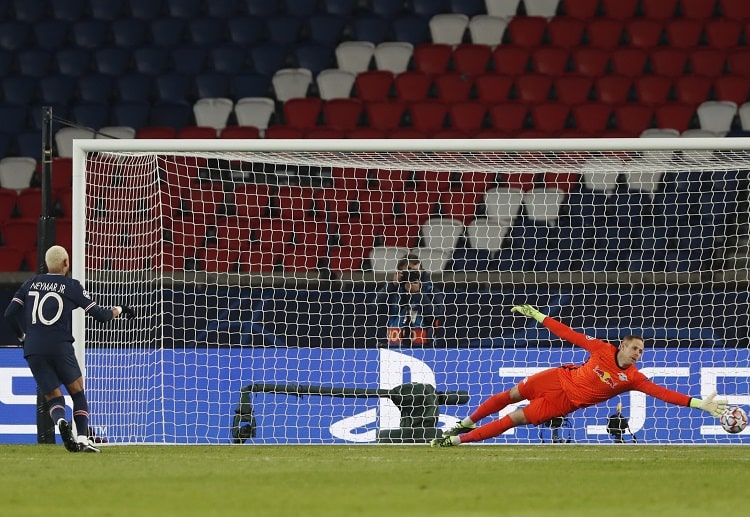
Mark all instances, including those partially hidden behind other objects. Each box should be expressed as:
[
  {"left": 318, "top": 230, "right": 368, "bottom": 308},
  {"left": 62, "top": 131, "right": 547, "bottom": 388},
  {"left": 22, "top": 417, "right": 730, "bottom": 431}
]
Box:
[
  {"left": 510, "top": 304, "right": 546, "bottom": 323},
  {"left": 119, "top": 305, "right": 136, "bottom": 320},
  {"left": 689, "top": 391, "right": 728, "bottom": 418}
]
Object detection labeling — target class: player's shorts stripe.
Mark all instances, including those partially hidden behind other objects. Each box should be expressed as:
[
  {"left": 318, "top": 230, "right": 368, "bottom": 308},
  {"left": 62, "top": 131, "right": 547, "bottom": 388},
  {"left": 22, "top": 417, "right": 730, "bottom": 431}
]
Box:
[
  {"left": 11, "top": 297, "right": 24, "bottom": 306},
  {"left": 84, "top": 302, "right": 96, "bottom": 312}
]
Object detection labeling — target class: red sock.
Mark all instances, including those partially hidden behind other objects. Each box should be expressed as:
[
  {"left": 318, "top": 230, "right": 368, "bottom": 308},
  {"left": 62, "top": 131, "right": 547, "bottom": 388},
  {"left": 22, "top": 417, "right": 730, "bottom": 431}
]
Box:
[
  {"left": 469, "top": 391, "right": 513, "bottom": 423},
  {"left": 460, "top": 415, "right": 515, "bottom": 443}
]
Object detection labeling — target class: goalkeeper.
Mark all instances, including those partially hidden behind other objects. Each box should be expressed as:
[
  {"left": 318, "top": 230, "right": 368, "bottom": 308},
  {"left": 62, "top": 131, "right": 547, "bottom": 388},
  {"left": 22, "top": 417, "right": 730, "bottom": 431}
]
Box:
[{"left": 431, "top": 304, "right": 728, "bottom": 447}]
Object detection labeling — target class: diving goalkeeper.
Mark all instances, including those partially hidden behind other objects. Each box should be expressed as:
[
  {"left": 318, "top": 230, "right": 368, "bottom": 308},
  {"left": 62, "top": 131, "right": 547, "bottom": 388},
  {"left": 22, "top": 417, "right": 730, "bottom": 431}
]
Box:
[{"left": 431, "top": 304, "right": 728, "bottom": 447}]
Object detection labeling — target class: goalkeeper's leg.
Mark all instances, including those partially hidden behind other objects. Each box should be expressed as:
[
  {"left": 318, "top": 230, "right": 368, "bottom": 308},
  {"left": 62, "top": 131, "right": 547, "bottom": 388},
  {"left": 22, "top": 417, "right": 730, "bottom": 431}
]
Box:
[{"left": 443, "top": 387, "right": 523, "bottom": 437}]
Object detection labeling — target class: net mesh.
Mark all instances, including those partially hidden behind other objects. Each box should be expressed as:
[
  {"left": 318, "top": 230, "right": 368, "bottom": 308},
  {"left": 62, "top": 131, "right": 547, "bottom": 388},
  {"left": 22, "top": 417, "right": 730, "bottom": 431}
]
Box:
[{"left": 78, "top": 143, "right": 750, "bottom": 444}]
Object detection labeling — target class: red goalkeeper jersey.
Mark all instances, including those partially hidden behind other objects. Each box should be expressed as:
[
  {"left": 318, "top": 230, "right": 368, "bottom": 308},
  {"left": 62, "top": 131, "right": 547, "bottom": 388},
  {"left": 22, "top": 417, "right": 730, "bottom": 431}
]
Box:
[{"left": 543, "top": 317, "right": 691, "bottom": 409}]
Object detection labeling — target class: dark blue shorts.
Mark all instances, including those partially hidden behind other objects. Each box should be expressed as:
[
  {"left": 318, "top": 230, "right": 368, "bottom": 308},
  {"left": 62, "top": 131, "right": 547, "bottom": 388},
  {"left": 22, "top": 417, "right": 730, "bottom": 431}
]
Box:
[{"left": 25, "top": 353, "right": 83, "bottom": 395}]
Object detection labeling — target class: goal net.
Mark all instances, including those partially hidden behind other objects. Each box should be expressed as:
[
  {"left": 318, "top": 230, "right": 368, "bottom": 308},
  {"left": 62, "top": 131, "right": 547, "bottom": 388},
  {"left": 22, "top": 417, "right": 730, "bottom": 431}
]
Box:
[{"left": 71, "top": 138, "right": 750, "bottom": 445}]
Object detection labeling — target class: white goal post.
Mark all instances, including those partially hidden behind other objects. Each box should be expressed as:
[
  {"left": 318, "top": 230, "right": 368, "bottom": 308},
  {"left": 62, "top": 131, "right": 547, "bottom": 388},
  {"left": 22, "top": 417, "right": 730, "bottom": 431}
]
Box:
[{"left": 71, "top": 137, "right": 750, "bottom": 445}]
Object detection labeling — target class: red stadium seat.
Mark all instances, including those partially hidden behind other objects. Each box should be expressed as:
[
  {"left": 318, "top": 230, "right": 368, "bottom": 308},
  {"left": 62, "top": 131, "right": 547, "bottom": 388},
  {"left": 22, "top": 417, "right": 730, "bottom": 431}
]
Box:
[
  {"left": 461, "top": 171, "right": 496, "bottom": 195},
  {"left": 322, "top": 98, "right": 363, "bottom": 131},
  {"left": 239, "top": 246, "right": 279, "bottom": 272},
  {"left": 718, "top": 0, "right": 750, "bottom": 20},
  {"left": 713, "top": 77, "right": 750, "bottom": 105},
  {"left": 553, "top": 75, "right": 593, "bottom": 105},
  {"left": 0, "top": 189, "right": 17, "bottom": 223},
  {"left": 624, "top": 19, "right": 664, "bottom": 48},
  {"left": 514, "top": 74, "right": 553, "bottom": 104},
  {"left": 475, "top": 74, "right": 514, "bottom": 103},
  {"left": 727, "top": 49, "right": 750, "bottom": 77},
  {"left": 634, "top": 76, "right": 673, "bottom": 106},
  {"left": 434, "top": 74, "right": 474, "bottom": 102},
  {"left": 544, "top": 171, "right": 578, "bottom": 193},
  {"left": 649, "top": 48, "right": 689, "bottom": 78},
  {"left": 417, "top": 170, "right": 452, "bottom": 193},
  {"left": 215, "top": 216, "right": 255, "bottom": 251},
  {"left": 381, "top": 222, "right": 420, "bottom": 249},
  {"left": 220, "top": 126, "right": 260, "bottom": 138},
  {"left": 255, "top": 218, "right": 294, "bottom": 253},
  {"left": 501, "top": 171, "right": 536, "bottom": 191},
  {"left": 452, "top": 44, "right": 492, "bottom": 75},
  {"left": 264, "top": 126, "right": 305, "bottom": 138},
  {"left": 409, "top": 101, "right": 449, "bottom": 133},
  {"left": 594, "top": 75, "right": 633, "bottom": 104},
  {"left": 600, "top": 0, "right": 638, "bottom": 19},
  {"left": 654, "top": 103, "right": 696, "bottom": 132},
  {"left": 328, "top": 245, "right": 370, "bottom": 272},
  {"left": 531, "top": 103, "right": 570, "bottom": 133},
  {"left": 0, "top": 247, "right": 25, "bottom": 271},
  {"left": 546, "top": 18, "right": 585, "bottom": 48},
  {"left": 449, "top": 103, "right": 487, "bottom": 133},
  {"left": 283, "top": 97, "right": 323, "bottom": 129},
  {"left": 610, "top": 48, "right": 648, "bottom": 78},
  {"left": 177, "top": 126, "right": 217, "bottom": 139},
  {"left": 641, "top": 0, "right": 679, "bottom": 20},
  {"left": 492, "top": 46, "right": 530, "bottom": 76},
  {"left": 488, "top": 103, "right": 528, "bottom": 132},
  {"left": 439, "top": 191, "right": 480, "bottom": 225},
  {"left": 688, "top": 49, "right": 727, "bottom": 78},
  {"left": 674, "top": 76, "right": 713, "bottom": 106},
  {"left": 562, "top": 0, "right": 598, "bottom": 18},
  {"left": 530, "top": 47, "right": 570, "bottom": 76},
  {"left": 572, "top": 103, "right": 613, "bottom": 134},
  {"left": 16, "top": 188, "right": 42, "bottom": 219},
  {"left": 571, "top": 48, "right": 610, "bottom": 78},
  {"left": 55, "top": 218, "right": 72, "bottom": 252},
  {"left": 365, "top": 101, "right": 407, "bottom": 130},
  {"left": 506, "top": 16, "right": 547, "bottom": 48},
  {"left": 663, "top": 19, "right": 704, "bottom": 49},
  {"left": 232, "top": 183, "right": 270, "bottom": 218},
  {"left": 347, "top": 128, "right": 386, "bottom": 138},
  {"left": 681, "top": 0, "right": 717, "bottom": 20},
  {"left": 199, "top": 248, "right": 241, "bottom": 273},
  {"left": 585, "top": 19, "right": 625, "bottom": 49},
  {"left": 51, "top": 157, "right": 73, "bottom": 193},
  {"left": 275, "top": 185, "right": 316, "bottom": 221},
  {"left": 337, "top": 221, "right": 381, "bottom": 249},
  {"left": 136, "top": 126, "right": 176, "bottom": 138},
  {"left": 704, "top": 19, "right": 743, "bottom": 49},
  {"left": 357, "top": 189, "right": 396, "bottom": 223},
  {"left": 393, "top": 71, "right": 432, "bottom": 102},
  {"left": 614, "top": 105, "right": 654, "bottom": 135},
  {"left": 2, "top": 219, "right": 39, "bottom": 251},
  {"left": 412, "top": 44, "right": 452, "bottom": 75},
  {"left": 399, "top": 189, "right": 440, "bottom": 224},
  {"left": 389, "top": 129, "right": 428, "bottom": 138},
  {"left": 354, "top": 70, "right": 394, "bottom": 102}
]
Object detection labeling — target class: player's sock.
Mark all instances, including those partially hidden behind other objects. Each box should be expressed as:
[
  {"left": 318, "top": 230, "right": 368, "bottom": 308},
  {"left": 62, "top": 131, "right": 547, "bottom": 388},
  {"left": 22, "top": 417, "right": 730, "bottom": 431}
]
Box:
[
  {"left": 47, "top": 396, "right": 67, "bottom": 424},
  {"left": 71, "top": 391, "right": 89, "bottom": 442},
  {"left": 469, "top": 391, "right": 513, "bottom": 423},
  {"left": 459, "top": 415, "right": 515, "bottom": 444}
]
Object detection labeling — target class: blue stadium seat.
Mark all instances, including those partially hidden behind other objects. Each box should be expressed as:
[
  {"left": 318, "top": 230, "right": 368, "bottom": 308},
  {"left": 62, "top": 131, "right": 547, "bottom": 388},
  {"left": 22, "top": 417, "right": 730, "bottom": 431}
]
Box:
[
  {"left": 52, "top": 0, "right": 87, "bottom": 21},
  {"left": 292, "top": 43, "right": 335, "bottom": 75},
  {"left": 111, "top": 101, "right": 150, "bottom": 128},
  {"left": 2, "top": 75, "right": 37, "bottom": 105},
  {"left": 352, "top": 14, "right": 391, "bottom": 43},
  {"left": 0, "top": 132, "right": 10, "bottom": 158},
  {"left": 251, "top": 43, "right": 290, "bottom": 77},
  {"left": 112, "top": 18, "right": 149, "bottom": 47},
  {"left": 266, "top": 15, "right": 304, "bottom": 45},
  {"left": 187, "top": 18, "right": 226, "bottom": 47},
  {"left": 0, "top": 104, "right": 28, "bottom": 135},
  {"left": 308, "top": 14, "right": 348, "bottom": 46},
  {"left": 451, "top": 0, "right": 487, "bottom": 16},
  {"left": 164, "top": 0, "right": 201, "bottom": 18},
  {"left": 12, "top": 0, "right": 48, "bottom": 22},
  {"left": 0, "top": 50, "right": 10, "bottom": 77},
  {"left": 231, "top": 72, "right": 272, "bottom": 98},
  {"left": 228, "top": 17, "right": 265, "bottom": 46},
  {"left": 0, "top": 21, "right": 31, "bottom": 51},
  {"left": 210, "top": 46, "right": 248, "bottom": 74},
  {"left": 72, "top": 102, "right": 111, "bottom": 129},
  {"left": 150, "top": 101, "right": 193, "bottom": 129},
  {"left": 72, "top": 19, "right": 109, "bottom": 49},
  {"left": 94, "top": 47, "right": 132, "bottom": 76},
  {"left": 245, "top": 0, "right": 278, "bottom": 16},
  {"left": 115, "top": 73, "right": 154, "bottom": 102},
  {"left": 206, "top": 0, "right": 241, "bottom": 18},
  {"left": 194, "top": 72, "right": 231, "bottom": 98},
  {"left": 17, "top": 49, "right": 53, "bottom": 78},
  {"left": 155, "top": 73, "right": 193, "bottom": 103},
  {"left": 391, "top": 15, "right": 431, "bottom": 46},
  {"left": 283, "top": 0, "right": 319, "bottom": 16},
  {"left": 56, "top": 48, "right": 92, "bottom": 77},
  {"left": 370, "top": 0, "right": 405, "bottom": 17},
  {"left": 149, "top": 17, "right": 187, "bottom": 47},
  {"left": 14, "top": 130, "right": 41, "bottom": 157},
  {"left": 33, "top": 19, "right": 70, "bottom": 50},
  {"left": 321, "top": 0, "right": 358, "bottom": 15},
  {"left": 90, "top": 0, "right": 126, "bottom": 20},
  {"left": 78, "top": 74, "right": 115, "bottom": 103},
  {"left": 413, "top": 0, "right": 451, "bottom": 17},
  {"left": 171, "top": 46, "right": 208, "bottom": 75},
  {"left": 134, "top": 47, "right": 170, "bottom": 75},
  {"left": 127, "top": 0, "right": 165, "bottom": 19},
  {"left": 39, "top": 74, "right": 77, "bottom": 105}
]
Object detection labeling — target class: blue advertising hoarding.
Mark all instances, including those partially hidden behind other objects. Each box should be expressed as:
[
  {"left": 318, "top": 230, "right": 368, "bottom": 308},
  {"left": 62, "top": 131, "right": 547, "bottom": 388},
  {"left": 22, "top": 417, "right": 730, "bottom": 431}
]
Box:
[{"left": 1, "top": 346, "right": 748, "bottom": 444}]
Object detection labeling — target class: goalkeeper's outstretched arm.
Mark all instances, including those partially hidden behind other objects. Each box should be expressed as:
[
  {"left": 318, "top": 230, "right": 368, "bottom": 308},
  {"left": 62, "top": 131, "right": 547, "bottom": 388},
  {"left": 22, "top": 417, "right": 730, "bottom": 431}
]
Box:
[{"left": 689, "top": 391, "right": 728, "bottom": 417}]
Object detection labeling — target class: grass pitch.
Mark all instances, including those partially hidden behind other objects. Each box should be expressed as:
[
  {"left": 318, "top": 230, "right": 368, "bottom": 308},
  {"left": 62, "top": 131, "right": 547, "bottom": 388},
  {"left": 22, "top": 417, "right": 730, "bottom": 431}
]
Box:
[{"left": 1, "top": 444, "right": 747, "bottom": 516}]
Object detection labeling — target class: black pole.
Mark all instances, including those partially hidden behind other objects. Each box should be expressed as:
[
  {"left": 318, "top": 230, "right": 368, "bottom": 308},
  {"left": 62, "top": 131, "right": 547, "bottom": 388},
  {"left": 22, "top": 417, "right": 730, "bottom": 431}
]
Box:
[{"left": 36, "top": 106, "right": 56, "bottom": 444}]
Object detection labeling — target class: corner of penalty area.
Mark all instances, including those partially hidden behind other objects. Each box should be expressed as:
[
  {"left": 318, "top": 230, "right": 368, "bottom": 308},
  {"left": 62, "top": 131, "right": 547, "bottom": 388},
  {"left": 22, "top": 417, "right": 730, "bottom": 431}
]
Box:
[{"left": 230, "top": 382, "right": 470, "bottom": 444}]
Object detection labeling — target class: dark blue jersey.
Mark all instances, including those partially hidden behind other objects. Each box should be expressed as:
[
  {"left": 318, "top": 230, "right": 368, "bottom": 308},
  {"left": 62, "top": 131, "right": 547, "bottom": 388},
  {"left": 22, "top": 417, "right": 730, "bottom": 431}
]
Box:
[{"left": 4, "top": 273, "right": 113, "bottom": 356}]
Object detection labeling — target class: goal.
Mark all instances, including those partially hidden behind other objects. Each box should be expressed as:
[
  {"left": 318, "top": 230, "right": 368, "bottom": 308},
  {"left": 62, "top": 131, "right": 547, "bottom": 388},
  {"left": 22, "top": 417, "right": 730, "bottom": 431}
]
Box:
[{"left": 71, "top": 138, "right": 750, "bottom": 445}]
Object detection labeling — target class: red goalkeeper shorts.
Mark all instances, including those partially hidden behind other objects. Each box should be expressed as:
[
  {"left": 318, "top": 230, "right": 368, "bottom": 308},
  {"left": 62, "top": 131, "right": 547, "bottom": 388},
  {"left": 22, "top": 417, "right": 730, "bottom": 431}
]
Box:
[{"left": 516, "top": 367, "right": 577, "bottom": 426}]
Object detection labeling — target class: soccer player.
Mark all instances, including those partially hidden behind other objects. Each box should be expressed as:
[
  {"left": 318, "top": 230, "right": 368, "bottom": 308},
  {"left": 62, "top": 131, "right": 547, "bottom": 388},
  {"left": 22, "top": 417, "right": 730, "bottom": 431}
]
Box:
[
  {"left": 4, "top": 245, "right": 135, "bottom": 453},
  {"left": 431, "top": 304, "right": 728, "bottom": 447}
]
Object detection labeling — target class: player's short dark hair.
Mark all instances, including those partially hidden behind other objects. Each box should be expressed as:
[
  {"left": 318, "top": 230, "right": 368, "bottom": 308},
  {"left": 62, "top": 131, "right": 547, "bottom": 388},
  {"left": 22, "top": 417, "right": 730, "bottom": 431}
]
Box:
[{"left": 621, "top": 335, "right": 644, "bottom": 344}]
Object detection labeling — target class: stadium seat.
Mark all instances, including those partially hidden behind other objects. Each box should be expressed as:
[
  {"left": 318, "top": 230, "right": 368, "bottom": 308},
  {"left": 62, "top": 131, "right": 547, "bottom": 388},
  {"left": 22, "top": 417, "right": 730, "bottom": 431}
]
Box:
[
  {"left": 235, "top": 97, "right": 276, "bottom": 130},
  {"left": 150, "top": 102, "right": 194, "bottom": 129},
  {"left": 39, "top": 74, "right": 77, "bottom": 106},
  {"left": 155, "top": 73, "right": 192, "bottom": 104},
  {"left": 136, "top": 125, "right": 177, "bottom": 139},
  {"left": 515, "top": 74, "right": 553, "bottom": 104},
  {"left": 322, "top": 98, "right": 363, "bottom": 131},
  {"left": 610, "top": 48, "right": 648, "bottom": 78},
  {"left": 673, "top": 76, "right": 713, "bottom": 107},
  {"left": 546, "top": 17, "right": 585, "bottom": 48},
  {"left": 283, "top": 97, "right": 323, "bottom": 129},
  {"left": 365, "top": 101, "right": 407, "bottom": 130},
  {"left": 209, "top": 46, "right": 248, "bottom": 75},
  {"left": 704, "top": 19, "right": 743, "bottom": 49},
  {"left": 572, "top": 103, "right": 613, "bottom": 134},
  {"left": 55, "top": 48, "right": 92, "bottom": 77},
  {"left": 718, "top": 0, "right": 750, "bottom": 20},
  {"left": 688, "top": 49, "right": 727, "bottom": 78},
  {"left": 16, "top": 188, "right": 42, "bottom": 219},
  {"left": 740, "top": 102, "right": 750, "bottom": 131},
  {"left": 531, "top": 47, "right": 570, "bottom": 76},
  {"left": 585, "top": 19, "right": 625, "bottom": 49},
  {"left": 664, "top": 19, "right": 704, "bottom": 49},
  {"left": 251, "top": 43, "right": 290, "bottom": 77},
  {"left": 2, "top": 219, "right": 37, "bottom": 251},
  {"left": 434, "top": 74, "right": 474, "bottom": 102},
  {"left": 171, "top": 47, "right": 208, "bottom": 75},
  {"left": 272, "top": 68, "right": 313, "bottom": 102},
  {"left": 0, "top": 157, "right": 36, "bottom": 191},
  {"left": 488, "top": 103, "right": 528, "bottom": 131},
  {"left": 72, "top": 18, "right": 109, "bottom": 49},
  {"left": 624, "top": 19, "right": 665, "bottom": 48},
  {"left": 354, "top": 71, "right": 394, "bottom": 102},
  {"left": 335, "top": 41, "right": 375, "bottom": 74},
  {"left": 193, "top": 98, "right": 234, "bottom": 133},
  {"left": 727, "top": 49, "right": 750, "bottom": 78},
  {"left": 393, "top": 71, "right": 432, "bottom": 102},
  {"left": 352, "top": 14, "right": 390, "bottom": 44},
  {"left": 553, "top": 75, "right": 593, "bottom": 105},
  {"left": 72, "top": 103, "right": 110, "bottom": 130},
  {"left": 0, "top": 188, "right": 17, "bottom": 223},
  {"left": 112, "top": 18, "right": 148, "bottom": 47},
  {"left": 97, "top": 126, "right": 136, "bottom": 139},
  {"left": 696, "top": 100, "right": 737, "bottom": 134},
  {"left": 374, "top": 42, "right": 413, "bottom": 74},
  {"left": 2, "top": 75, "right": 37, "bottom": 105},
  {"left": 594, "top": 75, "right": 633, "bottom": 104},
  {"left": 220, "top": 126, "right": 259, "bottom": 139},
  {"left": 530, "top": 103, "right": 570, "bottom": 133},
  {"left": 468, "top": 15, "right": 508, "bottom": 46},
  {"left": 380, "top": 223, "right": 420, "bottom": 249},
  {"left": 195, "top": 72, "right": 232, "bottom": 99},
  {"left": 322, "top": 0, "right": 357, "bottom": 15},
  {"left": 17, "top": 48, "right": 53, "bottom": 78},
  {"left": 32, "top": 18, "right": 69, "bottom": 50},
  {"left": 681, "top": 0, "right": 717, "bottom": 19},
  {"left": 648, "top": 48, "right": 688, "bottom": 79},
  {"left": 112, "top": 101, "right": 150, "bottom": 129},
  {"left": 714, "top": 77, "right": 750, "bottom": 106},
  {"left": 292, "top": 43, "right": 336, "bottom": 76},
  {"left": 449, "top": 103, "right": 487, "bottom": 133},
  {"left": 570, "top": 48, "right": 609, "bottom": 78},
  {"left": 640, "top": 127, "right": 679, "bottom": 138},
  {"left": 429, "top": 14, "right": 470, "bottom": 45},
  {"left": 133, "top": 46, "right": 169, "bottom": 75},
  {"left": 308, "top": 14, "right": 347, "bottom": 47},
  {"left": 412, "top": 44, "right": 453, "bottom": 75},
  {"left": 368, "top": 246, "right": 410, "bottom": 274},
  {"left": 391, "top": 14, "right": 432, "bottom": 46},
  {"left": 410, "top": 101, "right": 449, "bottom": 133},
  {"left": 265, "top": 15, "right": 304, "bottom": 46},
  {"left": 634, "top": 76, "right": 673, "bottom": 106},
  {"left": 439, "top": 191, "right": 480, "bottom": 225},
  {"left": 0, "top": 247, "right": 24, "bottom": 271},
  {"left": 0, "top": 21, "right": 31, "bottom": 51},
  {"left": 506, "top": 16, "right": 548, "bottom": 48},
  {"left": 317, "top": 69, "right": 356, "bottom": 100},
  {"left": 55, "top": 128, "right": 95, "bottom": 158},
  {"left": 232, "top": 73, "right": 272, "bottom": 99},
  {"left": 614, "top": 105, "right": 654, "bottom": 135},
  {"left": 483, "top": 0, "right": 520, "bottom": 17},
  {"left": 227, "top": 16, "right": 264, "bottom": 46},
  {"left": 94, "top": 47, "right": 132, "bottom": 77},
  {"left": 370, "top": 0, "right": 405, "bottom": 17},
  {"left": 419, "top": 217, "right": 465, "bottom": 268},
  {"left": 453, "top": 44, "right": 493, "bottom": 76}
]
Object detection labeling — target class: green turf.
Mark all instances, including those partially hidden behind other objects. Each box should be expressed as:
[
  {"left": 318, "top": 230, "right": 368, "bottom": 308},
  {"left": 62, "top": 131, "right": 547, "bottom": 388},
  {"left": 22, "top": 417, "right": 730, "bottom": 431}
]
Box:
[{"left": 1, "top": 444, "right": 747, "bottom": 516}]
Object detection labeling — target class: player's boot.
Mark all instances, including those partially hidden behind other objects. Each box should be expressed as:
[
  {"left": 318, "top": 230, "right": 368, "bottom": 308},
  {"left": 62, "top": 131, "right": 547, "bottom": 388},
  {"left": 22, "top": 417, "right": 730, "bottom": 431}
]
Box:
[
  {"left": 430, "top": 436, "right": 458, "bottom": 448},
  {"left": 58, "top": 420, "right": 79, "bottom": 453},
  {"left": 78, "top": 441, "right": 101, "bottom": 453},
  {"left": 442, "top": 421, "right": 476, "bottom": 437}
]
